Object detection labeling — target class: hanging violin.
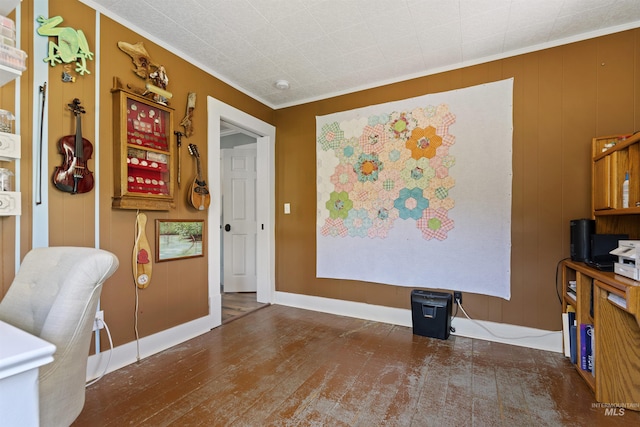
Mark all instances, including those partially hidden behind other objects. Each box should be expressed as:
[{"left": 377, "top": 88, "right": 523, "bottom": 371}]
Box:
[{"left": 52, "top": 98, "right": 94, "bottom": 194}]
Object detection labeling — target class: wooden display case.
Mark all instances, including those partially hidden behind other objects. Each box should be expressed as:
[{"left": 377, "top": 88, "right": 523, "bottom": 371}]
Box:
[{"left": 112, "top": 88, "right": 175, "bottom": 210}]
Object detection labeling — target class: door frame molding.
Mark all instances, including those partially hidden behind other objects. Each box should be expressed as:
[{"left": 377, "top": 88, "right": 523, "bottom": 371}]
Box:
[{"left": 207, "top": 97, "right": 276, "bottom": 328}]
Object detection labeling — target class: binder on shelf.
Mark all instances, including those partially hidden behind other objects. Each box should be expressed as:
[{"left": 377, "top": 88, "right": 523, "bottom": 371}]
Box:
[
  {"left": 589, "top": 283, "right": 594, "bottom": 319},
  {"left": 570, "top": 322, "right": 577, "bottom": 364},
  {"left": 590, "top": 328, "right": 595, "bottom": 377},
  {"left": 562, "top": 313, "right": 570, "bottom": 357},
  {"left": 580, "top": 323, "right": 593, "bottom": 372}
]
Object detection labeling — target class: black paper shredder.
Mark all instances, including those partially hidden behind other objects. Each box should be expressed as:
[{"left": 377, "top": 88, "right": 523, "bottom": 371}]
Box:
[{"left": 411, "top": 290, "right": 452, "bottom": 340}]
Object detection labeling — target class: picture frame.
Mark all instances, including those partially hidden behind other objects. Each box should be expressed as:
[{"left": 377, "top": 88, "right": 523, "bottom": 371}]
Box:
[{"left": 155, "top": 219, "right": 204, "bottom": 262}]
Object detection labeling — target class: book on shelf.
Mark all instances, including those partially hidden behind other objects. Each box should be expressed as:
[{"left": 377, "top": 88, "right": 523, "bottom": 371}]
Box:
[
  {"left": 567, "top": 280, "right": 577, "bottom": 301},
  {"left": 562, "top": 313, "right": 570, "bottom": 357},
  {"left": 562, "top": 307, "right": 576, "bottom": 358}
]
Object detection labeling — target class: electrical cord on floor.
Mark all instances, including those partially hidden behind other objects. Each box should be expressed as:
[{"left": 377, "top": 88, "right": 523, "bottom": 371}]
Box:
[
  {"left": 134, "top": 281, "right": 141, "bottom": 362},
  {"left": 454, "top": 298, "right": 559, "bottom": 340},
  {"left": 85, "top": 319, "right": 114, "bottom": 387},
  {"left": 449, "top": 299, "right": 459, "bottom": 333}
]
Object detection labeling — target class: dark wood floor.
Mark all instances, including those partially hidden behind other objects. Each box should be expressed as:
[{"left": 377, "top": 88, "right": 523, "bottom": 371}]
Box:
[{"left": 73, "top": 305, "right": 639, "bottom": 426}]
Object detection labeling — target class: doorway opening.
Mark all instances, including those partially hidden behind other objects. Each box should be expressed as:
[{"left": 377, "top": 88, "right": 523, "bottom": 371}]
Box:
[
  {"left": 207, "top": 97, "right": 275, "bottom": 328},
  {"left": 220, "top": 121, "right": 266, "bottom": 322}
]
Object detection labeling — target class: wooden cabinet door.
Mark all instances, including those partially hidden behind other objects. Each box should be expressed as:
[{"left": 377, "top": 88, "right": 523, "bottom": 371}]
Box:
[{"left": 593, "top": 151, "right": 622, "bottom": 210}]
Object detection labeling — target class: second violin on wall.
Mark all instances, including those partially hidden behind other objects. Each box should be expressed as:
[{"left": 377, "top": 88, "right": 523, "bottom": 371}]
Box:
[{"left": 52, "top": 98, "right": 94, "bottom": 194}]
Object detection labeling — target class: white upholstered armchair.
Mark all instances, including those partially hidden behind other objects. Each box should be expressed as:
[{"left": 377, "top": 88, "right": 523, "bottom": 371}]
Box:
[{"left": 0, "top": 246, "right": 119, "bottom": 427}]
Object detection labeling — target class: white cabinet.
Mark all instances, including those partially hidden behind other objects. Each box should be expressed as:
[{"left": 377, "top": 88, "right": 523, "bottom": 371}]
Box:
[
  {"left": 0, "top": 131, "right": 19, "bottom": 160},
  {"left": 0, "top": 1, "right": 24, "bottom": 85},
  {"left": 0, "top": 0, "right": 23, "bottom": 216},
  {"left": 0, "top": 320, "right": 56, "bottom": 427},
  {"left": 0, "top": 130, "right": 19, "bottom": 216},
  {"left": 0, "top": 190, "right": 19, "bottom": 215}
]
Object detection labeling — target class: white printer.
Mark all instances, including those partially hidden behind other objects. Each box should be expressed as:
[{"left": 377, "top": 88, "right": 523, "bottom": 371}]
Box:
[{"left": 610, "top": 240, "right": 640, "bottom": 280}]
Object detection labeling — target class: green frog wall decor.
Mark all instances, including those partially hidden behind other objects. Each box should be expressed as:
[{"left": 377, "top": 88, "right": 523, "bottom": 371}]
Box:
[{"left": 36, "top": 15, "right": 94, "bottom": 77}]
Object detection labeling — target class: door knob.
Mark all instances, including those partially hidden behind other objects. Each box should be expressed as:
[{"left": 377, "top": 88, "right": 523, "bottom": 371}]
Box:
[{"left": 225, "top": 224, "right": 231, "bottom": 232}]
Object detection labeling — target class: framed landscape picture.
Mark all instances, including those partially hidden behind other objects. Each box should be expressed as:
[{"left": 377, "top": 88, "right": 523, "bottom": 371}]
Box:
[{"left": 155, "top": 219, "right": 204, "bottom": 262}]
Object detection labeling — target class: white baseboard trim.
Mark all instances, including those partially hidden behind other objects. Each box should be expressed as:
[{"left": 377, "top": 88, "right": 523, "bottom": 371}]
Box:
[
  {"left": 86, "top": 314, "right": 214, "bottom": 382},
  {"left": 274, "top": 291, "right": 562, "bottom": 353},
  {"left": 86, "top": 294, "right": 222, "bottom": 382}
]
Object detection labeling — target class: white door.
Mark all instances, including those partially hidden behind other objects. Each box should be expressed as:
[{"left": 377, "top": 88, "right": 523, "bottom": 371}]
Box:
[{"left": 222, "top": 145, "right": 257, "bottom": 292}]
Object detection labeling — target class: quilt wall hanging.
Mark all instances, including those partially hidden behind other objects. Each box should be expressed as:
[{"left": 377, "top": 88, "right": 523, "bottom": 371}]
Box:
[{"left": 316, "top": 78, "right": 513, "bottom": 300}]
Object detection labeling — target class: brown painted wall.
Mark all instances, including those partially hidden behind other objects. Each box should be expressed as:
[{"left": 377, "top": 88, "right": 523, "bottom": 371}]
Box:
[
  {"left": 273, "top": 29, "right": 640, "bottom": 331},
  {"left": 95, "top": 13, "right": 273, "bottom": 347},
  {"left": 0, "top": 0, "right": 273, "bottom": 350},
  {"left": 1, "top": 0, "right": 640, "bottom": 349}
]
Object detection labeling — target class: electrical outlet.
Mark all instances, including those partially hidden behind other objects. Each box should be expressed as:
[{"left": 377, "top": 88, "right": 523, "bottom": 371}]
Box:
[
  {"left": 93, "top": 310, "right": 104, "bottom": 331},
  {"left": 453, "top": 291, "right": 462, "bottom": 305}
]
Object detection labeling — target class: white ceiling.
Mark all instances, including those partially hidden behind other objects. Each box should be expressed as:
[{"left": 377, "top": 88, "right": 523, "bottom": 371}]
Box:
[{"left": 83, "top": 0, "right": 640, "bottom": 109}]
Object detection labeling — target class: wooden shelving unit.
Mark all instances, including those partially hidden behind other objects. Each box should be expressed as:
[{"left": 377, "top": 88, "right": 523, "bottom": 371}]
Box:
[
  {"left": 562, "top": 261, "right": 640, "bottom": 408},
  {"left": 560, "top": 131, "right": 640, "bottom": 410},
  {"left": 562, "top": 265, "right": 595, "bottom": 389}
]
